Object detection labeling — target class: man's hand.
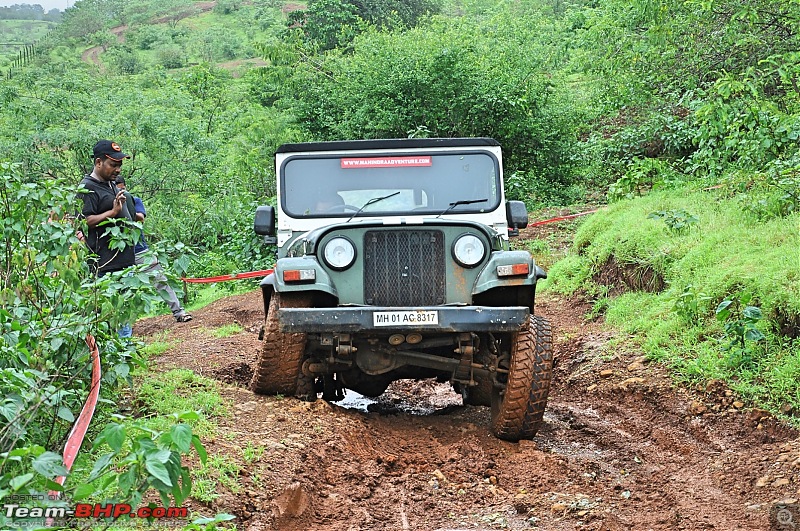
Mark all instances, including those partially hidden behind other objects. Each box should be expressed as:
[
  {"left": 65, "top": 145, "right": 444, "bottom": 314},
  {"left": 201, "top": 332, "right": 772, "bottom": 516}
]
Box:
[{"left": 112, "top": 190, "right": 126, "bottom": 213}]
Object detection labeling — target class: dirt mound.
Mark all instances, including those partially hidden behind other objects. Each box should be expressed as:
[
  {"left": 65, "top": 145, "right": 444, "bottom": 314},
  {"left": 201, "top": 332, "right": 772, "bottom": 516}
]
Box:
[{"left": 134, "top": 287, "right": 799, "bottom": 530}]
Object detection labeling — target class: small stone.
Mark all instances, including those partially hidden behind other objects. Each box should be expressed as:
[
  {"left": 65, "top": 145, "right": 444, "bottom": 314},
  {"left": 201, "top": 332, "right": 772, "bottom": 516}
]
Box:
[
  {"left": 551, "top": 503, "right": 568, "bottom": 513},
  {"left": 627, "top": 356, "right": 647, "bottom": 371},
  {"left": 688, "top": 400, "right": 707, "bottom": 415},
  {"left": 773, "top": 478, "right": 791, "bottom": 487},
  {"left": 755, "top": 476, "right": 770, "bottom": 488},
  {"left": 236, "top": 401, "right": 258, "bottom": 413},
  {"left": 733, "top": 401, "right": 744, "bottom": 409},
  {"left": 620, "top": 377, "right": 645, "bottom": 389},
  {"left": 600, "top": 369, "right": 613, "bottom": 378},
  {"left": 587, "top": 384, "right": 598, "bottom": 392}
]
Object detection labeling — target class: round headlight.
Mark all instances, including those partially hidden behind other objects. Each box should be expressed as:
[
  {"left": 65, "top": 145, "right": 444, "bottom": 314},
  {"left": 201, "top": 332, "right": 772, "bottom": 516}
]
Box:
[
  {"left": 323, "top": 236, "right": 356, "bottom": 270},
  {"left": 453, "top": 234, "right": 485, "bottom": 268}
]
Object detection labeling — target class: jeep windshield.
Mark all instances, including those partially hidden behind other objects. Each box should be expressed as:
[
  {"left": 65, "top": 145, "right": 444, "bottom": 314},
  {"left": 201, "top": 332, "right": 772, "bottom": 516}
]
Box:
[{"left": 280, "top": 151, "right": 501, "bottom": 218}]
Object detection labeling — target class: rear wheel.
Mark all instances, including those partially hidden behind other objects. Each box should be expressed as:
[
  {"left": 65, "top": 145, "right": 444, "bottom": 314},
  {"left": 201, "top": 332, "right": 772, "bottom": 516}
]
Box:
[
  {"left": 250, "top": 292, "right": 309, "bottom": 396},
  {"left": 490, "top": 316, "right": 553, "bottom": 441}
]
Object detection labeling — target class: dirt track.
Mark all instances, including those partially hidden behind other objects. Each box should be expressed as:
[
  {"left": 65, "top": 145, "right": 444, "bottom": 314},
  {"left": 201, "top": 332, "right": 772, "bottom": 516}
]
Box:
[{"left": 134, "top": 277, "right": 800, "bottom": 531}]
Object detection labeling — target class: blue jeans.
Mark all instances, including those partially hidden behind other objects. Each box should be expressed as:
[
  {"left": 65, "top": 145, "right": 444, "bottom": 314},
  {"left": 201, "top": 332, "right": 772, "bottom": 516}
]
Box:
[{"left": 119, "top": 323, "right": 132, "bottom": 338}]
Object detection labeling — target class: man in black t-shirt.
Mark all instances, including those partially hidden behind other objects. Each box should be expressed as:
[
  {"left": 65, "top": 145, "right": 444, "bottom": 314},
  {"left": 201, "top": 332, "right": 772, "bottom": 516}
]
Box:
[{"left": 78, "top": 140, "right": 136, "bottom": 275}]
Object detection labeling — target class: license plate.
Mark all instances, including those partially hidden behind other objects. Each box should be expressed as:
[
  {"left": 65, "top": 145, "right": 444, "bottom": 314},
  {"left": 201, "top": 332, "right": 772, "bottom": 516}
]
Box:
[{"left": 373, "top": 310, "right": 439, "bottom": 327}]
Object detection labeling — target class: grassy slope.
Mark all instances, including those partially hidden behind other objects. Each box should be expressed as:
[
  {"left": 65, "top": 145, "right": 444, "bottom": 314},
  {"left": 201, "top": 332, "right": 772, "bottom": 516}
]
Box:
[
  {"left": 544, "top": 187, "right": 800, "bottom": 421},
  {"left": 0, "top": 20, "right": 55, "bottom": 64}
]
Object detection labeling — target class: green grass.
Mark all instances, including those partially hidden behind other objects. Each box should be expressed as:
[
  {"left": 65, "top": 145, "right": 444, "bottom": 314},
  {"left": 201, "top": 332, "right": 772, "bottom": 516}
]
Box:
[
  {"left": 185, "top": 282, "right": 257, "bottom": 312},
  {"left": 241, "top": 441, "right": 265, "bottom": 463},
  {"left": 204, "top": 323, "right": 244, "bottom": 338},
  {"left": 545, "top": 186, "right": 800, "bottom": 423},
  {"left": 134, "top": 368, "right": 228, "bottom": 436},
  {"left": 192, "top": 453, "right": 243, "bottom": 502},
  {"left": 140, "top": 330, "right": 174, "bottom": 357}
]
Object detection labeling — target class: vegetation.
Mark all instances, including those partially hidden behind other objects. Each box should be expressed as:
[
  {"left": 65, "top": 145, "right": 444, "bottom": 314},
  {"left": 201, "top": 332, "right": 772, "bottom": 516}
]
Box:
[{"left": 0, "top": 0, "right": 798, "bottom": 527}]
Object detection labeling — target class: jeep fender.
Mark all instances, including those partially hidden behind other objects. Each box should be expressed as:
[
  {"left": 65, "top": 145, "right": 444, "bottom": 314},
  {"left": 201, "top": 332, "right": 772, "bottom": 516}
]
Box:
[
  {"left": 261, "top": 257, "right": 339, "bottom": 314},
  {"left": 473, "top": 250, "right": 546, "bottom": 294}
]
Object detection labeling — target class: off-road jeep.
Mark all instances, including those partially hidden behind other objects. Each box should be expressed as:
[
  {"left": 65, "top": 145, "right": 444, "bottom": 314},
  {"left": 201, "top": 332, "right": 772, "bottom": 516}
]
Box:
[{"left": 251, "top": 138, "right": 553, "bottom": 441}]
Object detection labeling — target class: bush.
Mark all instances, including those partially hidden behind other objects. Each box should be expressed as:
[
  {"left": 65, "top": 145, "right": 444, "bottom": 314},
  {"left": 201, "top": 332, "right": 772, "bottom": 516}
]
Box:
[{"left": 156, "top": 45, "right": 186, "bottom": 69}]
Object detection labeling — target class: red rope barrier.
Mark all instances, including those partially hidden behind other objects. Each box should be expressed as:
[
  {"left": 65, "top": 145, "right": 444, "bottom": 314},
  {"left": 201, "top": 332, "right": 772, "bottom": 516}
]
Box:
[
  {"left": 181, "top": 269, "right": 273, "bottom": 284},
  {"left": 48, "top": 335, "right": 102, "bottom": 505},
  {"left": 527, "top": 209, "right": 598, "bottom": 227}
]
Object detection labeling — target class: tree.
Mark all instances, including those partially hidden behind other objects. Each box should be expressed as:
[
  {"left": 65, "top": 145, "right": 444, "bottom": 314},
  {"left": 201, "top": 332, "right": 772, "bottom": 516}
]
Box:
[
  {"left": 274, "top": 16, "right": 580, "bottom": 187},
  {"left": 287, "top": 0, "right": 364, "bottom": 51}
]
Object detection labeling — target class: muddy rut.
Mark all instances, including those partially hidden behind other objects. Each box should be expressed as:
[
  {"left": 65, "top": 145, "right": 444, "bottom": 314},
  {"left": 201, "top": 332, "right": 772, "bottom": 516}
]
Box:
[{"left": 133, "top": 284, "right": 800, "bottom": 531}]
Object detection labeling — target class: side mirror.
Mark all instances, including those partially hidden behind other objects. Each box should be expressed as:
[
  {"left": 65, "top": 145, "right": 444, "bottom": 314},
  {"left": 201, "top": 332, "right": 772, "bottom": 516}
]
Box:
[
  {"left": 254, "top": 205, "right": 276, "bottom": 236},
  {"left": 505, "top": 200, "right": 528, "bottom": 237}
]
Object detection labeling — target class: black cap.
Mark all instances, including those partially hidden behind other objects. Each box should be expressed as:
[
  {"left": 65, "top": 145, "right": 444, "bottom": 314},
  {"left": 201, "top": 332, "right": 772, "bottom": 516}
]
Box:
[
  {"left": 115, "top": 176, "right": 126, "bottom": 185},
  {"left": 93, "top": 140, "right": 130, "bottom": 161}
]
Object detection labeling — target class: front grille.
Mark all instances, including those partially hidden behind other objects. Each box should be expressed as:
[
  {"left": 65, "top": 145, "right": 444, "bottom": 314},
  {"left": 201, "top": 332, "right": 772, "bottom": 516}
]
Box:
[{"left": 364, "top": 230, "right": 446, "bottom": 306}]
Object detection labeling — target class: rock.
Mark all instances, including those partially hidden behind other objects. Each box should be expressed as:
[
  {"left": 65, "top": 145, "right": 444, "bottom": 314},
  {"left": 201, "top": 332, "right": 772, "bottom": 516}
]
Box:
[
  {"left": 627, "top": 356, "right": 647, "bottom": 371},
  {"left": 749, "top": 408, "right": 772, "bottom": 423},
  {"left": 755, "top": 476, "right": 770, "bottom": 487},
  {"left": 600, "top": 369, "right": 614, "bottom": 378},
  {"left": 773, "top": 478, "right": 791, "bottom": 487},
  {"left": 688, "top": 400, "right": 707, "bottom": 415},
  {"left": 619, "top": 377, "right": 645, "bottom": 390},
  {"left": 236, "top": 401, "right": 258, "bottom": 413},
  {"left": 732, "top": 401, "right": 744, "bottom": 409},
  {"left": 587, "top": 384, "right": 598, "bottom": 392},
  {"left": 551, "top": 502, "right": 568, "bottom": 513}
]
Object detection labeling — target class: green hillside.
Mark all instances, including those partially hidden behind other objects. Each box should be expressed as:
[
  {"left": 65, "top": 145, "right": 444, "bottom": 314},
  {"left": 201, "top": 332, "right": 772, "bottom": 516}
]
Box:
[
  {"left": 0, "top": 20, "right": 56, "bottom": 64},
  {"left": 1, "top": 0, "right": 798, "bottom": 520}
]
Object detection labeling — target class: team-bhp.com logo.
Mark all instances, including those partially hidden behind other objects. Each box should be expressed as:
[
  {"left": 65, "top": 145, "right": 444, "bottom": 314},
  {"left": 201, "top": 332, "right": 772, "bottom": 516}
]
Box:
[
  {"left": 772, "top": 503, "right": 800, "bottom": 530},
  {"left": 3, "top": 499, "right": 188, "bottom": 527}
]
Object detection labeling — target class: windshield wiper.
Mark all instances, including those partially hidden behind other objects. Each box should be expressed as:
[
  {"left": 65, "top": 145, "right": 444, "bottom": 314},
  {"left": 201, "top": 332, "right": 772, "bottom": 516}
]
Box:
[
  {"left": 347, "top": 191, "right": 401, "bottom": 222},
  {"left": 436, "top": 198, "right": 488, "bottom": 218}
]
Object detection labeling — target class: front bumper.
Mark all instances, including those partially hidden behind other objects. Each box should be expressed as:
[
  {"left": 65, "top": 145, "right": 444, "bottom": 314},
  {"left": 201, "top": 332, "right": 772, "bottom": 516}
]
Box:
[{"left": 278, "top": 306, "right": 529, "bottom": 333}]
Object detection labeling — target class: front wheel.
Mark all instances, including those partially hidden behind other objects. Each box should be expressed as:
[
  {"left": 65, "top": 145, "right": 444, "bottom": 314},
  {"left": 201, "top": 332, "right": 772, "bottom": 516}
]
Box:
[
  {"left": 490, "top": 316, "right": 553, "bottom": 441},
  {"left": 250, "top": 292, "right": 309, "bottom": 396}
]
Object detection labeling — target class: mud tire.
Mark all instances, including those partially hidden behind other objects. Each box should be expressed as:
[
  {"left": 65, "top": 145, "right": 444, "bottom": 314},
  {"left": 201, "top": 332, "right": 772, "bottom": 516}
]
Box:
[
  {"left": 250, "top": 292, "right": 309, "bottom": 396},
  {"left": 490, "top": 315, "right": 553, "bottom": 441}
]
